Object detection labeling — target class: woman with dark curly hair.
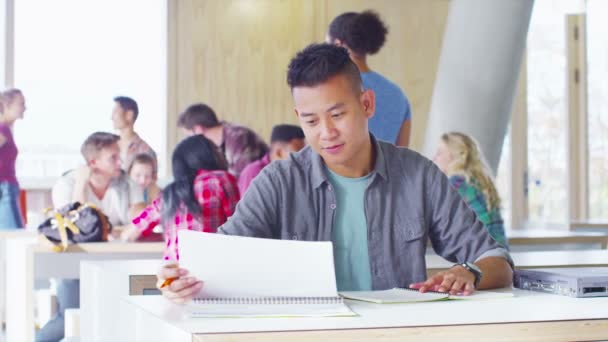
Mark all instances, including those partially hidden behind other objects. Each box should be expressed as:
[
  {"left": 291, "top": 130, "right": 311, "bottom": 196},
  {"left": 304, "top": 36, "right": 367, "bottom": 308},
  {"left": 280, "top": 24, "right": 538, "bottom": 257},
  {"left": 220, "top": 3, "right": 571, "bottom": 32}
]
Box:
[{"left": 327, "top": 10, "right": 412, "bottom": 147}]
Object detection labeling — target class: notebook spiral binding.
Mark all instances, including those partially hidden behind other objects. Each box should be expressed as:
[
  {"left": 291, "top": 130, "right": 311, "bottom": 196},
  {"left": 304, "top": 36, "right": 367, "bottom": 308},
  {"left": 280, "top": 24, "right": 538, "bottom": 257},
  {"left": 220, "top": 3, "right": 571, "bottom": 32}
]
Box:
[{"left": 193, "top": 296, "right": 344, "bottom": 305}]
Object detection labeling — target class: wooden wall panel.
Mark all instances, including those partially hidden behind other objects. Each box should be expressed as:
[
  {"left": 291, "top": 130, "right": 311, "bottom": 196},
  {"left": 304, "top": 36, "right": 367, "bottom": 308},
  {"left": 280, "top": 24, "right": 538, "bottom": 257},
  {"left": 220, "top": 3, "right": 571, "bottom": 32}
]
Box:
[
  {"left": 169, "top": 0, "right": 449, "bottom": 152},
  {"left": 172, "top": 0, "right": 327, "bottom": 143}
]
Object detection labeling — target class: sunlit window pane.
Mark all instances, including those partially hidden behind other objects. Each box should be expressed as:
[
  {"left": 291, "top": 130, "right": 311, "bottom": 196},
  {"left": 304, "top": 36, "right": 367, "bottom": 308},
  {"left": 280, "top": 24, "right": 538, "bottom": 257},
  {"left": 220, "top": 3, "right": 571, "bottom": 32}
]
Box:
[
  {"left": 13, "top": 0, "right": 167, "bottom": 179},
  {"left": 587, "top": 0, "right": 608, "bottom": 220},
  {"left": 526, "top": 0, "right": 583, "bottom": 224}
]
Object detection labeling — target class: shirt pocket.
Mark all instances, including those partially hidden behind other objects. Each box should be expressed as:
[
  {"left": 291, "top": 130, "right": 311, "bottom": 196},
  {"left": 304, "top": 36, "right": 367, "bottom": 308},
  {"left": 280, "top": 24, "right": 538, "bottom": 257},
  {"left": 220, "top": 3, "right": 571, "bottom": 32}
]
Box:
[{"left": 397, "top": 216, "right": 426, "bottom": 243}]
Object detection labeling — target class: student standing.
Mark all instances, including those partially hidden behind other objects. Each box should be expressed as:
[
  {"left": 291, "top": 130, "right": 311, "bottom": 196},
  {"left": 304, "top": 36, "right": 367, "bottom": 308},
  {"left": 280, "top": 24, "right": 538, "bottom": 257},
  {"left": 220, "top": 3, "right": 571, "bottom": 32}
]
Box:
[
  {"left": 327, "top": 10, "right": 412, "bottom": 147},
  {"left": 0, "top": 88, "right": 26, "bottom": 229}
]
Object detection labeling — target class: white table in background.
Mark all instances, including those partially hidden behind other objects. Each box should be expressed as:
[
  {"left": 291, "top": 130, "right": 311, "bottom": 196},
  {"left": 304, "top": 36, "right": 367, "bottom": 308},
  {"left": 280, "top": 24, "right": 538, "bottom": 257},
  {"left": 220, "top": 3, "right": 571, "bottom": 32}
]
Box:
[
  {"left": 506, "top": 229, "right": 608, "bottom": 249},
  {"left": 4, "top": 238, "right": 163, "bottom": 342}
]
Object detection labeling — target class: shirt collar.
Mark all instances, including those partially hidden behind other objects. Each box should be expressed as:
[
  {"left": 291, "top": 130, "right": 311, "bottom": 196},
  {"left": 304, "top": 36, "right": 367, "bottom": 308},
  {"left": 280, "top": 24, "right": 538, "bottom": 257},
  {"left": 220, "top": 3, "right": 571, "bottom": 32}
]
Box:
[{"left": 310, "top": 134, "right": 388, "bottom": 189}]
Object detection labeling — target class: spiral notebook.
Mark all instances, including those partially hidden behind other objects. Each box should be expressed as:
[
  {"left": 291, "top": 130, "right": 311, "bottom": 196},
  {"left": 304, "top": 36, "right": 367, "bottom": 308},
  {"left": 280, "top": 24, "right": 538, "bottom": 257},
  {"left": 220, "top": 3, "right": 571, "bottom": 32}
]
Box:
[
  {"left": 178, "top": 230, "right": 356, "bottom": 318},
  {"left": 340, "top": 287, "right": 514, "bottom": 304}
]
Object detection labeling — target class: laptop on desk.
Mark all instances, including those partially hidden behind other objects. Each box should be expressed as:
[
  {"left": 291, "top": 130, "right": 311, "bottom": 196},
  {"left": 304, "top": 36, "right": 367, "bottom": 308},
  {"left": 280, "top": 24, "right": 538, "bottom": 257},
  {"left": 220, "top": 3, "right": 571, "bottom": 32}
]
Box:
[{"left": 514, "top": 267, "right": 608, "bottom": 298}]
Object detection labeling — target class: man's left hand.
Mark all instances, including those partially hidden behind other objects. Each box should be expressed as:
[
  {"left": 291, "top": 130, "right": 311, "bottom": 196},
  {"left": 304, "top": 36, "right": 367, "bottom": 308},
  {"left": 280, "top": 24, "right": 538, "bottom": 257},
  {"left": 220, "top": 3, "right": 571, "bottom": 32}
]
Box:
[{"left": 409, "top": 265, "right": 476, "bottom": 296}]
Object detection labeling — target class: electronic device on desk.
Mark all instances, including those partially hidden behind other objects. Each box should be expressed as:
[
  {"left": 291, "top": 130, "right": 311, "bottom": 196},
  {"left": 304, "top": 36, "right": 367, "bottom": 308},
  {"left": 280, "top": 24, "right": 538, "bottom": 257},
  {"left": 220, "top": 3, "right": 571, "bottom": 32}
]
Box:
[{"left": 513, "top": 267, "right": 608, "bottom": 298}]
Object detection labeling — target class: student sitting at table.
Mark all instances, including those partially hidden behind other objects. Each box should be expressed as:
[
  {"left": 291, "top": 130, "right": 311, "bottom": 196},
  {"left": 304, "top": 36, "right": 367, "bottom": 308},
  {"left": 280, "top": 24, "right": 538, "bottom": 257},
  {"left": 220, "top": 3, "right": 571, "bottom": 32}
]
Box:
[
  {"left": 238, "top": 124, "right": 306, "bottom": 194},
  {"left": 177, "top": 103, "right": 268, "bottom": 179},
  {"left": 122, "top": 135, "right": 240, "bottom": 261},
  {"left": 158, "top": 44, "right": 513, "bottom": 304},
  {"left": 128, "top": 153, "right": 162, "bottom": 205},
  {"left": 432, "top": 132, "right": 507, "bottom": 247},
  {"left": 38, "top": 132, "right": 146, "bottom": 342}
]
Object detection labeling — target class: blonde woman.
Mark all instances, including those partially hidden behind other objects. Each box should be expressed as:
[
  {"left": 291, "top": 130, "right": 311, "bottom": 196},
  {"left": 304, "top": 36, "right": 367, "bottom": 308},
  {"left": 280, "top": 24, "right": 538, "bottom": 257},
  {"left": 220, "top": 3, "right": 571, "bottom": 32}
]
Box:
[
  {"left": 433, "top": 132, "right": 507, "bottom": 247},
  {"left": 0, "top": 88, "right": 26, "bottom": 229}
]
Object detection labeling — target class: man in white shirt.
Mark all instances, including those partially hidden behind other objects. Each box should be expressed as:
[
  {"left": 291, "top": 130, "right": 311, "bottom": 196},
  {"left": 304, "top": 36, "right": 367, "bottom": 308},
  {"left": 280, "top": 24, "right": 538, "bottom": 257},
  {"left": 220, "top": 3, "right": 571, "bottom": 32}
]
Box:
[
  {"left": 38, "top": 132, "right": 145, "bottom": 342},
  {"left": 52, "top": 131, "right": 145, "bottom": 229}
]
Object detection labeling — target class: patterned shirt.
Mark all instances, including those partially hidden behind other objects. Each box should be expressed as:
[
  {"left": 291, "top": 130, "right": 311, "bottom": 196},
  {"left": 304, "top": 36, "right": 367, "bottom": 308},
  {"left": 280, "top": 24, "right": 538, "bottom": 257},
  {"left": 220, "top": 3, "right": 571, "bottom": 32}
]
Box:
[
  {"left": 222, "top": 122, "right": 269, "bottom": 179},
  {"left": 122, "top": 133, "right": 157, "bottom": 175},
  {"left": 449, "top": 175, "right": 508, "bottom": 247},
  {"left": 132, "top": 169, "right": 240, "bottom": 260}
]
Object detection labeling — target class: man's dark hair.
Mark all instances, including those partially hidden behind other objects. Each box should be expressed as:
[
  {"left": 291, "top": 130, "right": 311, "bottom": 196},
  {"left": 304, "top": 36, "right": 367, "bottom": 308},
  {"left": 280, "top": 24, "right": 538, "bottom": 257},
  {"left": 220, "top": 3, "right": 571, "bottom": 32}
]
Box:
[
  {"left": 328, "top": 10, "right": 388, "bottom": 56},
  {"left": 287, "top": 43, "right": 362, "bottom": 94},
  {"left": 270, "top": 124, "right": 305, "bottom": 144},
  {"left": 114, "top": 96, "right": 139, "bottom": 122},
  {"left": 177, "top": 103, "right": 221, "bottom": 130},
  {"left": 81, "top": 132, "right": 120, "bottom": 161}
]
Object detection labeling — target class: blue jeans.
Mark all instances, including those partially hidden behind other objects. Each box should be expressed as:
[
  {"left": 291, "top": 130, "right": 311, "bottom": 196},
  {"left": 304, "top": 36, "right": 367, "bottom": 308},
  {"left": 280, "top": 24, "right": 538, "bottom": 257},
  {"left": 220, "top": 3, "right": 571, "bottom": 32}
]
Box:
[
  {"left": 35, "top": 279, "right": 80, "bottom": 342},
  {"left": 0, "top": 182, "right": 23, "bottom": 229}
]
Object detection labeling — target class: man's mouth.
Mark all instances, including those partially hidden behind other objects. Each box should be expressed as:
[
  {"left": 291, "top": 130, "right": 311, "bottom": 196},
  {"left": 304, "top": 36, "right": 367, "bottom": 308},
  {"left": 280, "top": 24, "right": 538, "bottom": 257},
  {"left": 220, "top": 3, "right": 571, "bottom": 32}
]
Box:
[{"left": 322, "top": 143, "right": 344, "bottom": 154}]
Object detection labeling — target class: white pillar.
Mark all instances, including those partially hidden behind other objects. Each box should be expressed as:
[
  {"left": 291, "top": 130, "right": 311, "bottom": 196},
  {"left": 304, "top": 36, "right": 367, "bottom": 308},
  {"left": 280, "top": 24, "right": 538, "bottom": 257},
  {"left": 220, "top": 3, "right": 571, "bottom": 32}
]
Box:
[
  {"left": 0, "top": 0, "right": 14, "bottom": 88},
  {"left": 423, "top": 0, "right": 533, "bottom": 172}
]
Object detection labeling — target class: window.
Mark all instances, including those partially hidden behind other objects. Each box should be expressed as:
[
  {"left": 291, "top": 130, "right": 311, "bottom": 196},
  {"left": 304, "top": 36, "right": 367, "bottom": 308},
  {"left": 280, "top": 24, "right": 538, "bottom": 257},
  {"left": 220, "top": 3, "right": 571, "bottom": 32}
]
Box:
[
  {"left": 13, "top": 0, "right": 167, "bottom": 180},
  {"left": 525, "top": 0, "right": 584, "bottom": 224},
  {"left": 587, "top": 0, "right": 608, "bottom": 220}
]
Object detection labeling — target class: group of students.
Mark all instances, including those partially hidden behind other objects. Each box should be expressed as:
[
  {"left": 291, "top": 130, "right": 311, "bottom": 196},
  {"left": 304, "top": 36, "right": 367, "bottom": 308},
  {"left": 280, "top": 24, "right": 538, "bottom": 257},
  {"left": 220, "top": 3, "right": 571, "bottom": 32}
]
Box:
[{"left": 0, "top": 10, "right": 510, "bottom": 342}]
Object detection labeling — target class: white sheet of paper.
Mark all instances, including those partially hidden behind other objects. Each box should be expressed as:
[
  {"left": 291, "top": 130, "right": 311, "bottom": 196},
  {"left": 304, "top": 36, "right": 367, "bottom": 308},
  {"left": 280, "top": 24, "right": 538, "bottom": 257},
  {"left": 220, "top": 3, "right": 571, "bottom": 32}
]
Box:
[{"left": 177, "top": 230, "right": 339, "bottom": 298}]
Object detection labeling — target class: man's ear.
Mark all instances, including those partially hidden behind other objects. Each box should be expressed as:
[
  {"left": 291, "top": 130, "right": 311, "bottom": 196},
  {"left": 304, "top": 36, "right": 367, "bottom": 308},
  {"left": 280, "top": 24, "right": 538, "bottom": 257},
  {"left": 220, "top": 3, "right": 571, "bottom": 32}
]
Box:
[
  {"left": 360, "top": 89, "right": 376, "bottom": 119},
  {"left": 87, "top": 158, "right": 97, "bottom": 171}
]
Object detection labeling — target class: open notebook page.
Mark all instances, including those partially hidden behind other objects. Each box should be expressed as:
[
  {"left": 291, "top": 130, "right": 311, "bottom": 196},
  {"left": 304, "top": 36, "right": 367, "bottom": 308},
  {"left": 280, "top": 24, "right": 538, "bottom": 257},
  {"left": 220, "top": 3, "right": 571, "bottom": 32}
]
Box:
[
  {"left": 340, "top": 288, "right": 449, "bottom": 303},
  {"left": 340, "top": 288, "right": 514, "bottom": 304}
]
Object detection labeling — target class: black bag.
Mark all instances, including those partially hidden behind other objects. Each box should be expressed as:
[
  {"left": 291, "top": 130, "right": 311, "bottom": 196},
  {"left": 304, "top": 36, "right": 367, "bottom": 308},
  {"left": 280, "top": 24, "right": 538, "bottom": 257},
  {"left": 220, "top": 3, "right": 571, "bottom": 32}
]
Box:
[{"left": 37, "top": 202, "right": 113, "bottom": 251}]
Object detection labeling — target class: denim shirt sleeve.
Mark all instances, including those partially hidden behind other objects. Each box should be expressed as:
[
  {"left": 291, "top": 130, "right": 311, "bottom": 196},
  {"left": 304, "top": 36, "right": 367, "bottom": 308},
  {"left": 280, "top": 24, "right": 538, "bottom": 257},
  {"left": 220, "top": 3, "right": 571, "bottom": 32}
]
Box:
[
  {"left": 424, "top": 160, "right": 513, "bottom": 267},
  {"left": 217, "top": 165, "right": 279, "bottom": 239}
]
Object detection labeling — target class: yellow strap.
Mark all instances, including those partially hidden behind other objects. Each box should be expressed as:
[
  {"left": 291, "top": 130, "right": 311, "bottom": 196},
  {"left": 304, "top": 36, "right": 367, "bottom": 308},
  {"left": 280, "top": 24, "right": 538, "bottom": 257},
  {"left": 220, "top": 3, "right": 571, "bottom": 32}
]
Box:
[
  {"left": 51, "top": 209, "right": 81, "bottom": 252},
  {"left": 53, "top": 212, "right": 69, "bottom": 252}
]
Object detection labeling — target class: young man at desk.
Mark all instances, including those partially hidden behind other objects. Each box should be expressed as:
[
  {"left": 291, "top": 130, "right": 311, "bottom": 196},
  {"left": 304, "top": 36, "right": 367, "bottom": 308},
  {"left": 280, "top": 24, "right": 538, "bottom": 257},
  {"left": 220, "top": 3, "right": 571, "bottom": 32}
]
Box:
[{"left": 158, "top": 44, "right": 513, "bottom": 303}]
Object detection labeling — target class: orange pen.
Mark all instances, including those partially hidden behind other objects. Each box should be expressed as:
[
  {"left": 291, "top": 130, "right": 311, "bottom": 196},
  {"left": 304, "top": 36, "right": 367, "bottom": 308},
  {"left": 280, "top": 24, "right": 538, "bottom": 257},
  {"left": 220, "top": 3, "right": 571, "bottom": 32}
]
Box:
[
  {"left": 160, "top": 277, "right": 177, "bottom": 288},
  {"left": 160, "top": 263, "right": 179, "bottom": 288}
]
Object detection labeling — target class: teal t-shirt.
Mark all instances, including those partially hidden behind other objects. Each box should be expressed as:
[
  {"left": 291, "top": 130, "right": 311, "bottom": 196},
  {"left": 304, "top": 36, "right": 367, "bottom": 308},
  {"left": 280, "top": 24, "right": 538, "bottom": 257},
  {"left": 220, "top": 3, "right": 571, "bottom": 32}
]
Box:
[{"left": 326, "top": 167, "right": 373, "bottom": 291}]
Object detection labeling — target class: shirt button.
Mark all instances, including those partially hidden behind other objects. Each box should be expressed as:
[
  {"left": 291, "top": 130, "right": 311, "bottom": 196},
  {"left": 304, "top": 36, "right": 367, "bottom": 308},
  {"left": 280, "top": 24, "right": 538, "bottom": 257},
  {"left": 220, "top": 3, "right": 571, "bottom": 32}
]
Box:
[
  {"left": 327, "top": 185, "right": 333, "bottom": 191},
  {"left": 330, "top": 204, "right": 336, "bottom": 210}
]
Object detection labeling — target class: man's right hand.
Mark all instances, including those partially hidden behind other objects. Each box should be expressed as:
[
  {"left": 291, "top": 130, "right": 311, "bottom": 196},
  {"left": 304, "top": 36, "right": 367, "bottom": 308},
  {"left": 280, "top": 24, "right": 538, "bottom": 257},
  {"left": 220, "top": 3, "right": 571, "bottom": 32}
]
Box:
[{"left": 156, "top": 262, "right": 203, "bottom": 304}]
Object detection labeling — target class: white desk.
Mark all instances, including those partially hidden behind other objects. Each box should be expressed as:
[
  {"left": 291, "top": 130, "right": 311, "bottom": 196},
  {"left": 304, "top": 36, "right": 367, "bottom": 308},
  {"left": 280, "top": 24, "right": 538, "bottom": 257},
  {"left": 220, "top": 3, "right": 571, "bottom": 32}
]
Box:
[
  {"left": 80, "top": 250, "right": 608, "bottom": 342},
  {"left": 119, "top": 290, "right": 608, "bottom": 341},
  {"left": 4, "top": 238, "right": 164, "bottom": 342},
  {"left": 80, "top": 259, "right": 161, "bottom": 342}
]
